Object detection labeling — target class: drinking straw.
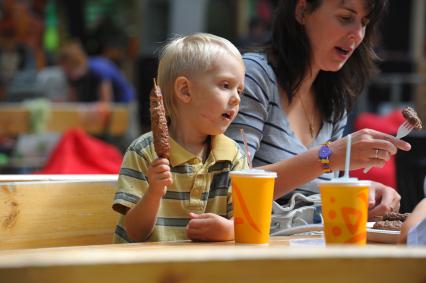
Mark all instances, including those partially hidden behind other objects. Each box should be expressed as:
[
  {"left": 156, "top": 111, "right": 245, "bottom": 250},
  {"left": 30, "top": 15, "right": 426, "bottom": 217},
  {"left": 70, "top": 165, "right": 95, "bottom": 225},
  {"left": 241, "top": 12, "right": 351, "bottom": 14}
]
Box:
[
  {"left": 240, "top": 128, "right": 252, "bottom": 168},
  {"left": 343, "top": 134, "right": 351, "bottom": 179}
]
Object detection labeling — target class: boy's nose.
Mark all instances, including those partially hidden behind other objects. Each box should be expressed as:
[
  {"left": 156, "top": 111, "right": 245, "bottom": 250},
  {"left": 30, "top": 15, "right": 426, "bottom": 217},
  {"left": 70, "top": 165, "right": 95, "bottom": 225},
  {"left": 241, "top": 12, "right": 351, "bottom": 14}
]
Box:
[{"left": 229, "top": 92, "right": 240, "bottom": 106}]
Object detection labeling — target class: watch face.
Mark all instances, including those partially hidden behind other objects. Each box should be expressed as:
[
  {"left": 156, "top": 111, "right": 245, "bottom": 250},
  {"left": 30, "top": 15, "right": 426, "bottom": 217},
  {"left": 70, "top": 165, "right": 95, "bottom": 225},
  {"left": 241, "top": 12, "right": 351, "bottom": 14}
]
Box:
[{"left": 319, "top": 146, "right": 331, "bottom": 159}]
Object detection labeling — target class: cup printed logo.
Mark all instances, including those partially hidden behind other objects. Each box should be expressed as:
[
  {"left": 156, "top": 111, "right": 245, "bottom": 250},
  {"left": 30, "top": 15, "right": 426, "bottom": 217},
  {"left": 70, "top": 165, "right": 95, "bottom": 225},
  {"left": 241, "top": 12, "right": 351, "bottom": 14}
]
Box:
[
  {"left": 233, "top": 184, "right": 261, "bottom": 234},
  {"left": 326, "top": 191, "right": 368, "bottom": 243}
]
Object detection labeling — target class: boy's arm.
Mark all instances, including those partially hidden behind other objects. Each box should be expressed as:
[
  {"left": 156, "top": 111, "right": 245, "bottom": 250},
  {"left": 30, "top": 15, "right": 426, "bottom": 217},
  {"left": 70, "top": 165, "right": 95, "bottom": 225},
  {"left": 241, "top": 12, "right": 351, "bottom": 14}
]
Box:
[
  {"left": 124, "top": 158, "right": 172, "bottom": 242},
  {"left": 124, "top": 188, "right": 164, "bottom": 241}
]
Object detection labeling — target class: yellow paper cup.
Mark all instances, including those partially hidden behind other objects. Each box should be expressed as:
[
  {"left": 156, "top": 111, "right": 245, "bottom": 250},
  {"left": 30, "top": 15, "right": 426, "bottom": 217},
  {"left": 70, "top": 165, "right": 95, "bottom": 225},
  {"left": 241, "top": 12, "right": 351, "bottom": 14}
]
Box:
[
  {"left": 230, "top": 170, "right": 277, "bottom": 244},
  {"left": 319, "top": 179, "right": 370, "bottom": 245}
]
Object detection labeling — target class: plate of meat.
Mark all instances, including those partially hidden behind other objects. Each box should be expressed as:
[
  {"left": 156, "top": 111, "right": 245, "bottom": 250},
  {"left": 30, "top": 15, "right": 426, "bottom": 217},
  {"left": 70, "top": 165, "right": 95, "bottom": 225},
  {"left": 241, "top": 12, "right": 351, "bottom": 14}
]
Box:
[{"left": 367, "top": 212, "right": 410, "bottom": 244}]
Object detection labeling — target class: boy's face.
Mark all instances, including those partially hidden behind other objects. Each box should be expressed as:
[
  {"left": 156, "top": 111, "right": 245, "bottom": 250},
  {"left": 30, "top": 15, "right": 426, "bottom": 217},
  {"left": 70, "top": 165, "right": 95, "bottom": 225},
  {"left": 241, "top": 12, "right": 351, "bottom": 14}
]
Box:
[{"left": 188, "top": 53, "right": 244, "bottom": 136}]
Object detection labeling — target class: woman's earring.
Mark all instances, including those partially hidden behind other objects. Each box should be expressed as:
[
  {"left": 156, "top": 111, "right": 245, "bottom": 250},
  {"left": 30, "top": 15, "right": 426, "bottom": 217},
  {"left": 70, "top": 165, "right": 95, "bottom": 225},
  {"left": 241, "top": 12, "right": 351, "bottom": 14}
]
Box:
[{"left": 299, "top": 9, "right": 305, "bottom": 24}]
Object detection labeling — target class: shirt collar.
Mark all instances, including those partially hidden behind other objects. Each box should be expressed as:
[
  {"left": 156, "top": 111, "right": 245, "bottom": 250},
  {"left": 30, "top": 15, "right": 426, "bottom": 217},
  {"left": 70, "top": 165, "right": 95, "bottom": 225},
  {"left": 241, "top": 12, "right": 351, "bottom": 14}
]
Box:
[{"left": 168, "top": 134, "right": 235, "bottom": 167}]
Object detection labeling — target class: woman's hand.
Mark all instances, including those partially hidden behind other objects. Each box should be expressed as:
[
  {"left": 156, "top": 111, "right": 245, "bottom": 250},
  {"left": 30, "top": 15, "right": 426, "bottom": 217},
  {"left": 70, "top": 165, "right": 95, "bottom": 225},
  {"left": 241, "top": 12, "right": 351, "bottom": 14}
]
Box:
[
  {"left": 367, "top": 181, "right": 401, "bottom": 220},
  {"left": 329, "top": 129, "right": 411, "bottom": 171},
  {"left": 147, "top": 158, "right": 172, "bottom": 197},
  {"left": 186, "top": 213, "right": 234, "bottom": 241}
]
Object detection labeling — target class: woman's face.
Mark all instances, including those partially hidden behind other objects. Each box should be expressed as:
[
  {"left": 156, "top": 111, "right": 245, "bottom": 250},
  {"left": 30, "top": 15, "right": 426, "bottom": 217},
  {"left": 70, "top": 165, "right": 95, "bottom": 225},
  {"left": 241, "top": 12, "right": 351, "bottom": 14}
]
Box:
[{"left": 303, "top": 0, "right": 370, "bottom": 73}]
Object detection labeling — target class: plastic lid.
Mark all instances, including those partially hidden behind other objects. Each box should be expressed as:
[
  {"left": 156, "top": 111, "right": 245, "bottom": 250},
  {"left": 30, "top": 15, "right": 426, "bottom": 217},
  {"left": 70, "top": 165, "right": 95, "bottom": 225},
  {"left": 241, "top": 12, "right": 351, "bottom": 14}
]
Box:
[
  {"left": 229, "top": 169, "right": 277, "bottom": 178},
  {"left": 320, "top": 177, "right": 371, "bottom": 185}
]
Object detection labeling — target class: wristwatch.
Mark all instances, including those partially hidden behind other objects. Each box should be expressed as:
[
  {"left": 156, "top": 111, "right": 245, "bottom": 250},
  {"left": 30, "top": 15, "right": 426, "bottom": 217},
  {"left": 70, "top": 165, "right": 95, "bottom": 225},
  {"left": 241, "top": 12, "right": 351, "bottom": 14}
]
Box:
[{"left": 319, "top": 141, "right": 333, "bottom": 173}]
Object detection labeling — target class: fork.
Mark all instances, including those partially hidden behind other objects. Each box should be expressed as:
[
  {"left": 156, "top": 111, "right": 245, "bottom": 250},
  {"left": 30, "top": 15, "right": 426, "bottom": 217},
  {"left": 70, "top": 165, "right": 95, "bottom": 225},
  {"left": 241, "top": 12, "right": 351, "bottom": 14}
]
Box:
[
  {"left": 395, "top": 120, "right": 414, "bottom": 139},
  {"left": 363, "top": 120, "right": 414, "bottom": 173}
]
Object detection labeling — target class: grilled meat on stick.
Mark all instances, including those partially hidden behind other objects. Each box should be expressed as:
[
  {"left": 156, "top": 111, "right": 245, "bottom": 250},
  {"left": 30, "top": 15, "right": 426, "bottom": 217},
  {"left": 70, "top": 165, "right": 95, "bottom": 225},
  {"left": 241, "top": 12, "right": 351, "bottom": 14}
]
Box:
[{"left": 150, "top": 79, "right": 170, "bottom": 159}]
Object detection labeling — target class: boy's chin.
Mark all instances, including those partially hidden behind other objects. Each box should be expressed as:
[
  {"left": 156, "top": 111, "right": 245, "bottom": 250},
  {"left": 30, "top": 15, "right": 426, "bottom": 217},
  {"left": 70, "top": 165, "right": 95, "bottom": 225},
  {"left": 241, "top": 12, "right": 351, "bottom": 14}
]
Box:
[{"left": 206, "top": 127, "right": 228, "bottom": 136}]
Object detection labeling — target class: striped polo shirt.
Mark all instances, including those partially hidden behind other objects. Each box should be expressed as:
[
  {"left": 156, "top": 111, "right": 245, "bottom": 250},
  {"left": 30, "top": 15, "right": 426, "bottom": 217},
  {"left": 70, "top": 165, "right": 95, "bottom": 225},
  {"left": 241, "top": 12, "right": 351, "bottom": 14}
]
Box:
[
  {"left": 112, "top": 132, "right": 248, "bottom": 242},
  {"left": 225, "top": 53, "right": 347, "bottom": 196}
]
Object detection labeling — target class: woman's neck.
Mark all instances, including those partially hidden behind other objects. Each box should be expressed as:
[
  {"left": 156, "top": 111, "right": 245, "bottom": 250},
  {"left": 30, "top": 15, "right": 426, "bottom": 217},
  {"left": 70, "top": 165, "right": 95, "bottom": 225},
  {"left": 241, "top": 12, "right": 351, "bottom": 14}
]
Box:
[
  {"left": 279, "top": 67, "right": 322, "bottom": 147},
  {"left": 297, "top": 67, "right": 319, "bottom": 97}
]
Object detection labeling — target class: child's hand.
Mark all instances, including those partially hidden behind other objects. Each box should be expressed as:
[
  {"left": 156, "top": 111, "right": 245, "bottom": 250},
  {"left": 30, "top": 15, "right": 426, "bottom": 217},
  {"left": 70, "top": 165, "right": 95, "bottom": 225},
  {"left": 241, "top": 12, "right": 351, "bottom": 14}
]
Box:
[
  {"left": 147, "top": 158, "right": 173, "bottom": 197},
  {"left": 186, "top": 213, "right": 234, "bottom": 241}
]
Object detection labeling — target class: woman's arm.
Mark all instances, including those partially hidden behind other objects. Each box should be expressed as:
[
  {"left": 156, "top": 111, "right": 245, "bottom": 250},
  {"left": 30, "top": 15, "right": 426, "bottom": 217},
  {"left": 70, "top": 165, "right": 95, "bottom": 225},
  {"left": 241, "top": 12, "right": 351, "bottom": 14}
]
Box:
[{"left": 261, "top": 129, "right": 411, "bottom": 199}]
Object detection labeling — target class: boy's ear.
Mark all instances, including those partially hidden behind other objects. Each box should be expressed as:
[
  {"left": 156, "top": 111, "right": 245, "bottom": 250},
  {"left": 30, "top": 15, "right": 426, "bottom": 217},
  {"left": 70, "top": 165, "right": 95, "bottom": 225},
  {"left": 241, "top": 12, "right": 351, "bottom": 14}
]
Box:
[
  {"left": 174, "top": 76, "right": 191, "bottom": 103},
  {"left": 295, "top": 0, "right": 307, "bottom": 25}
]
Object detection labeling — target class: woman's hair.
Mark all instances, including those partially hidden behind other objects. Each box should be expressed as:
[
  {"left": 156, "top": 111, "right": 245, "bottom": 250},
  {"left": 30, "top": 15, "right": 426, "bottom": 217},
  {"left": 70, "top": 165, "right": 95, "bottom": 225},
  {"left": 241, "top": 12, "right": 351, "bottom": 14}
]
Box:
[
  {"left": 58, "top": 41, "right": 87, "bottom": 69},
  {"left": 157, "top": 33, "right": 243, "bottom": 121},
  {"left": 266, "top": 0, "right": 387, "bottom": 123}
]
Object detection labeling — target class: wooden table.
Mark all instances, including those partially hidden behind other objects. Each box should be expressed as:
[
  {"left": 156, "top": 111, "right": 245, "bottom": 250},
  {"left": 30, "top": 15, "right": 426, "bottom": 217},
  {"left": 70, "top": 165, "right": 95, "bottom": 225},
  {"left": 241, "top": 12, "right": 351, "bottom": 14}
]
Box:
[
  {"left": 0, "top": 237, "right": 425, "bottom": 283},
  {"left": 0, "top": 103, "right": 129, "bottom": 136}
]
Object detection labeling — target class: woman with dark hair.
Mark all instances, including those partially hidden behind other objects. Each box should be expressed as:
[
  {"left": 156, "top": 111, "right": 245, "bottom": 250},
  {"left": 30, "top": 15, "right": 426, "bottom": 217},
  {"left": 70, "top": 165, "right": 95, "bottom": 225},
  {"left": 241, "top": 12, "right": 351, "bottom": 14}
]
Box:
[{"left": 226, "top": 0, "right": 411, "bottom": 227}]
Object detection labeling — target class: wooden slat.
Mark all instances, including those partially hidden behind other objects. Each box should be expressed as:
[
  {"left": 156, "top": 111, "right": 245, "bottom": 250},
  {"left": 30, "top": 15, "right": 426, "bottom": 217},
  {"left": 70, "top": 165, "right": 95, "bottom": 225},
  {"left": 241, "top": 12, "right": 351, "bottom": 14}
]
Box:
[
  {"left": 0, "top": 240, "right": 425, "bottom": 283},
  {"left": 0, "top": 174, "right": 118, "bottom": 183},
  {"left": 0, "top": 108, "right": 29, "bottom": 135},
  {"left": 0, "top": 180, "right": 117, "bottom": 249},
  {"left": 0, "top": 103, "right": 129, "bottom": 136}
]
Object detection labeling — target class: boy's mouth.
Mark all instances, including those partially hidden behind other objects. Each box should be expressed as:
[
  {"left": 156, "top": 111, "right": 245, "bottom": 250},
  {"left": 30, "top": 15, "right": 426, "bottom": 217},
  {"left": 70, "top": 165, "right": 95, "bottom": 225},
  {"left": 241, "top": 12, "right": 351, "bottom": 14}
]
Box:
[{"left": 222, "top": 110, "right": 235, "bottom": 121}]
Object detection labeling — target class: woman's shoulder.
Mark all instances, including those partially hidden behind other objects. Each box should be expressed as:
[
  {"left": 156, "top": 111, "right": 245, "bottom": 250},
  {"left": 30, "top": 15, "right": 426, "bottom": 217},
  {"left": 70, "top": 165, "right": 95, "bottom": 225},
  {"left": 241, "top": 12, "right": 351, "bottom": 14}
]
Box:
[
  {"left": 243, "top": 52, "right": 269, "bottom": 69},
  {"left": 242, "top": 52, "right": 267, "bottom": 61},
  {"left": 242, "top": 52, "right": 276, "bottom": 84}
]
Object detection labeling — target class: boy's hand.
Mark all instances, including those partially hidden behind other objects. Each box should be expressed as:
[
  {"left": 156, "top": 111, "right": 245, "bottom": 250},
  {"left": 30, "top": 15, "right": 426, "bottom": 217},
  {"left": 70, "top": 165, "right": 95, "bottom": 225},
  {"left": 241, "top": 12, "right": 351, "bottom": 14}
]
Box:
[
  {"left": 147, "top": 158, "right": 173, "bottom": 197},
  {"left": 186, "top": 213, "right": 234, "bottom": 241}
]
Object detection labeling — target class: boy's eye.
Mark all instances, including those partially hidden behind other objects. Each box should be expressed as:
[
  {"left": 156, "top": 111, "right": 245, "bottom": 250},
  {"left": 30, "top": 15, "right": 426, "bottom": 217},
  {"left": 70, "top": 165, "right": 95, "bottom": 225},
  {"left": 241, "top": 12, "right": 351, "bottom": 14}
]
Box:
[{"left": 223, "top": 82, "right": 230, "bottom": 89}]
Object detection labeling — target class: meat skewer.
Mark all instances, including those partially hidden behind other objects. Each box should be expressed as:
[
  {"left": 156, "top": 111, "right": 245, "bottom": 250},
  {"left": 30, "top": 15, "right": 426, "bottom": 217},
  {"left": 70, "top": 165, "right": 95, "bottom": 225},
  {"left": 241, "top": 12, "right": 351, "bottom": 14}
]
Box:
[{"left": 150, "top": 79, "right": 170, "bottom": 159}]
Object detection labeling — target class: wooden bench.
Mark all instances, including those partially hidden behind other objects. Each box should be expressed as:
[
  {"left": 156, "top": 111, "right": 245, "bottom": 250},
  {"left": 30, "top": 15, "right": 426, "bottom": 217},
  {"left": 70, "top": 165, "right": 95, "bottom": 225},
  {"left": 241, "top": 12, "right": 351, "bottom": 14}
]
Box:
[
  {"left": 0, "top": 177, "right": 118, "bottom": 249},
  {"left": 0, "top": 103, "right": 129, "bottom": 136}
]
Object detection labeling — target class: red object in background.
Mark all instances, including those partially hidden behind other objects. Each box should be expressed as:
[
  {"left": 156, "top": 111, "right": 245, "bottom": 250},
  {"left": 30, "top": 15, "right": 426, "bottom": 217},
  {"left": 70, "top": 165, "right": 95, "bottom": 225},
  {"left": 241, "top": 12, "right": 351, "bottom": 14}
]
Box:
[
  {"left": 36, "top": 128, "right": 123, "bottom": 174},
  {"left": 350, "top": 110, "right": 406, "bottom": 189}
]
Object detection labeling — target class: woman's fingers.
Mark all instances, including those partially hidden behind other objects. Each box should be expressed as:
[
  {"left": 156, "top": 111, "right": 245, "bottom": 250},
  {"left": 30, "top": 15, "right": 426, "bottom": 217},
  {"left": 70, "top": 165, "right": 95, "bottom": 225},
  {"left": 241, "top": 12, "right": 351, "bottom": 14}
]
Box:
[
  {"left": 357, "top": 128, "right": 411, "bottom": 151},
  {"left": 330, "top": 128, "right": 411, "bottom": 171},
  {"left": 368, "top": 182, "right": 401, "bottom": 219},
  {"left": 369, "top": 148, "right": 391, "bottom": 161}
]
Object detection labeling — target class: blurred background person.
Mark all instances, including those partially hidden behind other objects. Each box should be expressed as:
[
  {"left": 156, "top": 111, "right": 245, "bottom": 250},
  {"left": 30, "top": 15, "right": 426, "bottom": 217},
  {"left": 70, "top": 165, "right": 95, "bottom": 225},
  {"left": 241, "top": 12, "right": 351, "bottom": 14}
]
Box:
[
  {"left": 58, "top": 41, "right": 135, "bottom": 104},
  {"left": 236, "top": 17, "right": 271, "bottom": 50}
]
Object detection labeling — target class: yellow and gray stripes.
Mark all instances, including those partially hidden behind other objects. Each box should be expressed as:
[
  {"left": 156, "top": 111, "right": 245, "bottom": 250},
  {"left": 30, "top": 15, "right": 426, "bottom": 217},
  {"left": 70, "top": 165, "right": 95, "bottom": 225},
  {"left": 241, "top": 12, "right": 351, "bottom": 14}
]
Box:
[{"left": 112, "top": 132, "right": 248, "bottom": 242}]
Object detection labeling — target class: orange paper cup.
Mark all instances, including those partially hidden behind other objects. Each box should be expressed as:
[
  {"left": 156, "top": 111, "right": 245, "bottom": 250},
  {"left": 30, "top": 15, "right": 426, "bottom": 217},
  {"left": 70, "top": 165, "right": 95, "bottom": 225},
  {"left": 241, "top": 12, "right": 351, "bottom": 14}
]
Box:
[
  {"left": 230, "top": 170, "right": 277, "bottom": 244},
  {"left": 319, "top": 179, "right": 370, "bottom": 245}
]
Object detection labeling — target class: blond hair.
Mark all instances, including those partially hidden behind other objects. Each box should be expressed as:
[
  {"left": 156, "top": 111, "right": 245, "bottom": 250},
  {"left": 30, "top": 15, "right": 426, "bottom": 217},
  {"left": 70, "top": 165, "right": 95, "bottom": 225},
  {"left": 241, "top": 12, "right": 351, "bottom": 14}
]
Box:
[{"left": 157, "top": 33, "right": 243, "bottom": 121}]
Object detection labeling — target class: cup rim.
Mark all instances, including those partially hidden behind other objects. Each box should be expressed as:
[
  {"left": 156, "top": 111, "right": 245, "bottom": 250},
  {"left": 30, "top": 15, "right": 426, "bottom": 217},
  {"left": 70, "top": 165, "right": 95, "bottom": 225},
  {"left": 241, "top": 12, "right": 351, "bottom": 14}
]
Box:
[
  {"left": 319, "top": 179, "right": 372, "bottom": 186},
  {"left": 229, "top": 169, "right": 277, "bottom": 178}
]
